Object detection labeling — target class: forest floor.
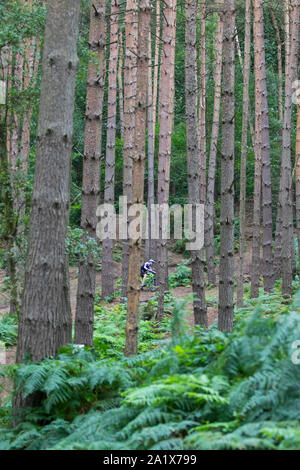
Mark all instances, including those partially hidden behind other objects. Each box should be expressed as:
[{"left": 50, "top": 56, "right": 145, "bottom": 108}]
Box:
[
  {"left": 0, "top": 221, "right": 254, "bottom": 405},
  {"left": 0, "top": 243, "right": 253, "bottom": 364},
  {"left": 0, "top": 203, "right": 255, "bottom": 370}
]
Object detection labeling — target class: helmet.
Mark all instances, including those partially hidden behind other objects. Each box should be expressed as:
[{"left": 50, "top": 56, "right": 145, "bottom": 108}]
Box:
[{"left": 149, "top": 259, "right": 156, "bottom": 263}]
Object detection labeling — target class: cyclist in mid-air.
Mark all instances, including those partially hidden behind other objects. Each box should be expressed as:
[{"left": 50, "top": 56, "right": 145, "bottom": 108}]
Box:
[{"left": 140, "top": 259, "right": 156, "bottom": 290}]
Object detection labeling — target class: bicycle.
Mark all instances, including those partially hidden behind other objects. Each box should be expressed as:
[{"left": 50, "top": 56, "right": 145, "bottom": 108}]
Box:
[{"left": 141, "top": 273, "right": 158, "bottom": 292}]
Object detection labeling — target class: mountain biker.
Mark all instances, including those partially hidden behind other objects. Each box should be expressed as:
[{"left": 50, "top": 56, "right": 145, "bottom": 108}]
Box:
[{"left": 140, "top": 259, "right": 156, "bottom": 290}]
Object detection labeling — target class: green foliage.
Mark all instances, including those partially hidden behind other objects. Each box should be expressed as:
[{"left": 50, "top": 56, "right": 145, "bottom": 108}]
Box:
[
  {"left": 1, "top": 289, "right": 300, "bottom": 450},
  {"left": 65, "top": 227, "right": 101, "bottom": 267},
  {"left": 168, "top": 261, "right": 191, "bottom": 288},
  {"left": 0, "top": 312, "right": 18, "bottom": 346},
  {"left": 93, "top": 301, "right": 171, "bottom": 359},
  {"left": 172, "top": 238, "right": 190, "bottom": 257}
]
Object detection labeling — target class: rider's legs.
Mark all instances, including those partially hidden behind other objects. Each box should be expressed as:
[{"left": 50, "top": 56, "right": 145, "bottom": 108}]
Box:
[{"left": 141, "top": 273, "right": 147, "bottom": 288}]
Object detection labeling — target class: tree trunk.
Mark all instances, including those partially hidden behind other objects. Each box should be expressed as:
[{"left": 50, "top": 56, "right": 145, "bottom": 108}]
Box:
[
  {"left": 253, "top": 0, "right": 274, "bottom": 294},
  {"left": 237, "top": 0, "right": 251, "bottom": 307},
  {"left": 145, "top": 0, "right": 160, "bottom": 261},
  {"left": 199, "top": 0, "right": 206, "bottom": 205},
  {"left": 16, "top": 28, "right": 41, "bottom": 307},
  {"left": 75, "top": 0, "right": 106, "bottom": 346},
  {"left": 270, "top": 0, "right": 283, "bottom": 124},
  {"left": 7, "top": 45, "right": 24, "bottom": 315},
  {"left": 125, "top": 0, "right": 151, "bottom": 356},
  {"left": 155, "top": 0, "right": 177, "bottom": 322},
  {"left": 275, "top": 0, "right": 293, "bottom": 281},
  {"left": 118, "top": 31, "right": 124, "bottom": 141},
  {"left": 218, "top": 0, "right": 235, "bottom": 333},
  {"left": 185, "top": 0, "right": 207, "bottom": 326},
  {"left": 102, "top": 0, "right": 119, "bottom": 299},
  {"left": 16, "top": 0, "right": 80, "bottom": 365},
  {"left": 296, "top": 100, "right": 300, "bottom": 267},
  {"left": 205, "top": 2, "right": 224, "bottom": 287},
  {"left": 121, "top": 0, "right": 138, "bottom": 299},
  {"left": 146, "top": 30, "right": 156, "bottom": 260},
  {"left": 280, "top": 0, "right": 299, "bottom": 296}
]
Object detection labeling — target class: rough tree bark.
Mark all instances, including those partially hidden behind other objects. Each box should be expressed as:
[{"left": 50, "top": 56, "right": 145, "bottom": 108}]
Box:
[
  {"left": 218, "top": 0, "right": 235, "bottom": 332},
  {"left": 6, "top": 44, "right": 24, "bottom": 315},
  {"left": 16, "top": 0, "right": 80, "bottom": 366},
  {"left": 118, "top": 30, "right": 124, "bottom": 140},
  {"left": 280, "top": 0, "right": 299, "bottom": 296},
  {"left": 205, "top": 2, "right": 224, "bottom": 287},
  {"left": 296, "top": 99, "right": 300, "bottom": 267},
  {"left": 16, "top": 4, "right": 42, "bottom": 306},
  {"left": 237, "top": 0, "right": 251, "bottom": 307},
  {"left": 102, "top": 0, "right": 119, "bottom": 299},
  {"left": 74, "top": 0, "right": 106, "bottom": 345},
  {"left": 146, "top": 29, "right": 155, "bottom": 260},
  {"left": 270, "top": 0, "right": 283, "bottom": 124},
  {"left": 199, "top": 0, "right": 206, "bottom": 205},
  {"left": 121, "top": 0, "right": 138, "bottom": 299},
  {"left": 185, "top": 0, "right": 207, "bottom": 326},
  {"left": 145, "top": 0, "right": 160, "bottom": 261},
  {"left": 156, "top": 0, "right": 177, "bottom": 322},
  {"left": 274, "top": 0, "right": 293, "bottom": 281},
  {"left": 253, "top": 0, "right": 274, "bottom": 294},
  {"left": 125, "top": 0, "right": 151, "bottom": 356}
]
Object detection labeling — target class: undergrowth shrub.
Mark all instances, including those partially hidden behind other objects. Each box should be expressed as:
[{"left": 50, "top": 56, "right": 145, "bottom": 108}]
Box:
[
  {"left": 0, "top": 313, "right": 18, "bottom": 346},
  {"left": 0, "top": 291, "right": 300, "bottom": 450},
  {"left": 168, "top": 261, "right": 192, "bottom": 288}
]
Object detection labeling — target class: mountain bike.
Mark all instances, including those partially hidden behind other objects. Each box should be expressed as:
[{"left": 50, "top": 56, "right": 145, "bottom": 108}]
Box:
[{"left": 141, "top": 273, "right": 158, "bottom": 292}]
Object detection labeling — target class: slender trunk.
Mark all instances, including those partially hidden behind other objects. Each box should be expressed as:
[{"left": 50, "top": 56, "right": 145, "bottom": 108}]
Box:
[
  {"left": 155, "top": 0, "right": 177, "bottom": 322},
  {"left": 125, "top": 0, "right": 151, "bottom": 356},
  {"left": 121, "top": 0, "right": 138, "bottom": 299},
  {"left": 280, "top": 0, "right": 299, "bottom": 296},
  {"left": 185, "top": 0, "right": 207, "bottom": 326},
  {"left": 252, "top": 0, "right": 274, "bottom": 294},
  {"left": 75, "top": 0, "right": 106, "bottom": 345},
  {"left": 0, "top": 114, "right": 18, "bottom": 318},
  {"left": 296, "top": 101, "right": 300, "bottom": 265},
  {"left": 102, "top": 0, "right": 119, "bottom": 299},
  {"left": 237, "top": 0, "right": 251, "bottom": 307},
  {"left": 7, "top": 46, "right": 24, "bottom": 315},
  {"left": 6, "top": 48, "right": 12, "bottom": 157},
  {"left": 205, "top": 4, "right": 224, "bottom": 287},
  {"left": 218, "top": 0, "right": 235, "bottom": 332},
  {"left": 152, "top": 0, "right": 160, "bottom": 141},
  {"left": 20, "top": 37, "right": 36, "bottom": 174},
  {"left": 15, "top": 0, "right": 81, "bottom": 415},
  {"left": 146, "top": 30, "right": 155, "bottom": 260},
  {"left": 16, "top": 33, "right": 40, "bottom": 305},
  {"left": 273, "top": 199, "right": 282, "bottom": 281},
  {"left": 270, "top": 0, "right": 283, "bottom": 124},
  {"left": 235, "top": 30, "right": 255, "bottom": 147},
  {"left": 118, "top": 31, "right": 124, "bottom": 140},
  {"left": 275, "top": 0, "right": 292, "bottom": 279},
  {"left": 0, "top": 46, "right": 18, "bottom": 315},
  {"left": 199, "top": 0, "right": 206, "bottom": 205},
  {"left": 10, "top": 49, "right": 24, "bottom": 173},
  {"left": 251, "top": 0, "right": 263, "bottom": 299},
  {"left": 285, "top": 0, "right": 291, "bottom": 70},
  {"left": 146, "top": 0, "right": 160, "bottom": 261}
]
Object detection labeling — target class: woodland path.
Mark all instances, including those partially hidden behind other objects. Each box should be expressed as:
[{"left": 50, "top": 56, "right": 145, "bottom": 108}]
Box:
[{"left": 0, "top": 203, "right": 254, "bottom": 370}]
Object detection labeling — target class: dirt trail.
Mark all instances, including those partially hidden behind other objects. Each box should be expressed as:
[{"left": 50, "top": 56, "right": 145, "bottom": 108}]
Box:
[{"left": 0, "top": 216, "right": 254, "bottom": 370}]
